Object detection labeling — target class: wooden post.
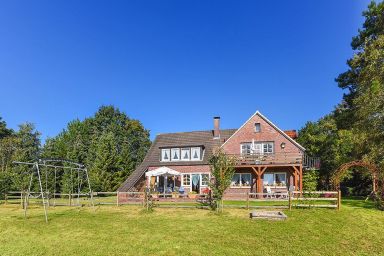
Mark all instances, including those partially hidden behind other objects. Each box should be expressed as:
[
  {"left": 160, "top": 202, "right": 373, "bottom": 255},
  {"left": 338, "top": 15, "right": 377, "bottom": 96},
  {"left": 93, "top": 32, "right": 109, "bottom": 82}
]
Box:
[
  {"left": 289, "top": 191, "right": 292, "bottom": 211},
  {"left": 246, "top": 192, "right": 249, "bottom": 210},
  {"left": 337, "top": 190, "right": 341, "bottom": 210},
  {"left": 116, "top": 191, "right": 120, "bottom": 207},
  {"left": 299, "top": 165, "right": 303, "bottom": 191},
  {"left": 4, "top": 193, "right": 7, "bottom": 205},
  {"left": 69, "top": 192, "right": 72, "bottom": 206}
]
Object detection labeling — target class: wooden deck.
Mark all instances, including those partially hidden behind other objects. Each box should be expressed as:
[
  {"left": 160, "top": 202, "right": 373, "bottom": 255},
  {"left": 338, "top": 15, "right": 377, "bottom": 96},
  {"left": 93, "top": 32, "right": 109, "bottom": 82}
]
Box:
[{"left": 230, "top": 152, "right": 320, "bottom": 169}]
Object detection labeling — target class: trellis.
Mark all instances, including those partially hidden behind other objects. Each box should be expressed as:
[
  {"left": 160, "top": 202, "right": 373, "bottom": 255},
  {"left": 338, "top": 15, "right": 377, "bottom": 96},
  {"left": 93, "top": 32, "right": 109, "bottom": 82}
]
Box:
[
  {"left": 331, "top": 160, "right": 381, "bottom": 196},
  {"left": 13, "top": 159, "right": 94, "bottom": 222}
]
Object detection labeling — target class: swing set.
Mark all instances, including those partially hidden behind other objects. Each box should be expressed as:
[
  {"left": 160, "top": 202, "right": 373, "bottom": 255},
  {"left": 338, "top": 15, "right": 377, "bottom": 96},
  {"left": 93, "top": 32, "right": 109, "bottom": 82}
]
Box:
[{"left": 13, "top": 159, "right": 94, "bottom": 223}]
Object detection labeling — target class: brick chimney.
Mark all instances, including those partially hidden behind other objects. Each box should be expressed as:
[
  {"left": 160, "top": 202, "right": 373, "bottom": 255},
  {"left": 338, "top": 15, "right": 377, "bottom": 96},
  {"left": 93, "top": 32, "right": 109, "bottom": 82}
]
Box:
[
  {"left": 284, "top": 130, "right": 297, "bottom": 139},
  {"left": 213, "top": 117, "right": 220, "bottom": 139}
]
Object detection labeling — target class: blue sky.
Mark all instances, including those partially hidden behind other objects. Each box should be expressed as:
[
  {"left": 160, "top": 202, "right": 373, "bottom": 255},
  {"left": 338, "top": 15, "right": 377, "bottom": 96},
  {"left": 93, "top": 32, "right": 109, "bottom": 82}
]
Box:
[{"left": 0, "top": 0, "right": 372, "bottom": 141}]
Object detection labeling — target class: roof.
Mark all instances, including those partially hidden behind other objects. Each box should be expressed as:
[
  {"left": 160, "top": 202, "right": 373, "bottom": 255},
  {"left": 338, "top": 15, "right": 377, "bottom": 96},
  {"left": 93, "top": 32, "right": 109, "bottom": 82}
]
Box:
[
  {"left": 117, "top": 129, "right": 237, "bottom": 191},
  {"left": 221, "top": 111, "right": 306, "bottom": 151}
]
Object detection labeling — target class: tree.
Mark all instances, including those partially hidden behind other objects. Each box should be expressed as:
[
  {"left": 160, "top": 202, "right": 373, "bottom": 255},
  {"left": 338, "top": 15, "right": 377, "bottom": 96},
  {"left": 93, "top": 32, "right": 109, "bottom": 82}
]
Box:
[
  {"left": 297, "top": 115, "right": 355, "bottom": 190},
  {"left": 11, "top": 123, "right": 41, "bottom": 192},
  {"left": 208, "top": 149, "right": 237, "bottom": 212},
  {"left": 42, "top": 105, "right": 151, "bottom": 192},
  {"left": 0, "top": 117, "right": 13, "bottom": 139}
]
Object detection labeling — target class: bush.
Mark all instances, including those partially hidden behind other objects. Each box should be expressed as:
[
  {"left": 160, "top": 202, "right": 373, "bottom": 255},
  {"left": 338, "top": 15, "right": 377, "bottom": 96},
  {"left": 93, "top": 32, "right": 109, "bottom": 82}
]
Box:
[{"left": 302, "top": 169, "right": 319, "bottom": 191}]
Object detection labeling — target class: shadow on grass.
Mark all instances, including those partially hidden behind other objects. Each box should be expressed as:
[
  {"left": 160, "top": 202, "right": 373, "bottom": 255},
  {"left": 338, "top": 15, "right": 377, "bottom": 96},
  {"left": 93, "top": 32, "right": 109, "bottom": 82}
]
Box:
[{"left": 342, "top": 197, "right": 376, "bottom": 209}]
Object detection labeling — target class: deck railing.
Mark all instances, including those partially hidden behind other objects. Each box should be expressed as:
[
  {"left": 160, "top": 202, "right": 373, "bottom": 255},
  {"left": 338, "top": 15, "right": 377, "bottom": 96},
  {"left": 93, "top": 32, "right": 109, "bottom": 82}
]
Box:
[{"left": 230, "top": 152, "right": 320, "bottom": 169}]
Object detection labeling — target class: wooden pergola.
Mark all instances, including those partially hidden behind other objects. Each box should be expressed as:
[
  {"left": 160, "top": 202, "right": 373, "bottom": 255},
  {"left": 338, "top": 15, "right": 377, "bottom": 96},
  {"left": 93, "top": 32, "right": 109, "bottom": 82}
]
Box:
[
  {"left": 235, "top": 164, "right": 303, "bottom": 193},
  {"left": 331, "top": 160, "right": 380, "bottom": 192}
]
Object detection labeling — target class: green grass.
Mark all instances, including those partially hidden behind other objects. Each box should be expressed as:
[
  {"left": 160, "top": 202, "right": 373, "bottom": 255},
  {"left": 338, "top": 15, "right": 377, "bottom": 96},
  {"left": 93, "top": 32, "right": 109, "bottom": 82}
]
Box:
[{"left": 0, "top": 199, "right": 383, "bottom": 256}]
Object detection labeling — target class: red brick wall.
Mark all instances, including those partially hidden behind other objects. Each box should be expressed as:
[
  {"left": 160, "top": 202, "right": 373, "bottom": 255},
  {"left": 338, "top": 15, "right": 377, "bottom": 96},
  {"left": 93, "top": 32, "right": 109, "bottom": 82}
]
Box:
[{"left": 221, "top": 113, "right": 303, "bottom": 155}]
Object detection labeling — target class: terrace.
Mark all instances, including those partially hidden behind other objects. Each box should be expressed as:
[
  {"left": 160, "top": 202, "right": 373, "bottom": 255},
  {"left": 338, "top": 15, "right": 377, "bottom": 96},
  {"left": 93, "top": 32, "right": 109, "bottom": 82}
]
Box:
[{"left": 231, "top": 152, "right": 320, "bottom": 169}]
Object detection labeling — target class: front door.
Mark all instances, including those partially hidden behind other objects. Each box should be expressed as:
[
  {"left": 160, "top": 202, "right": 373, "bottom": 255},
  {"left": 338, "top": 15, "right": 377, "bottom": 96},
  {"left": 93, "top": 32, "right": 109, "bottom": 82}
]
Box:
[{"left": 191, "top": 174, "right": 200, "bottom": 193}]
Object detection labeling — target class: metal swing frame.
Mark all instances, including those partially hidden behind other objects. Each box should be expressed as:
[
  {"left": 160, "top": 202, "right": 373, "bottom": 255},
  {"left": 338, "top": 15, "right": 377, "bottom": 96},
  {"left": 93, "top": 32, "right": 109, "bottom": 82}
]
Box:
[{"left": 13, "top": 159, "right": 94, "bottom": 223}]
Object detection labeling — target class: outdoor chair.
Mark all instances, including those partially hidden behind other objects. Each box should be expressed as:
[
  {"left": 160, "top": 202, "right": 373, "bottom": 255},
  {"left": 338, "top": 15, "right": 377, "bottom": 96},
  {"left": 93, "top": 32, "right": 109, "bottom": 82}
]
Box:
[{"left": 265, "top": 186, "right": 275, "bottom": 199}]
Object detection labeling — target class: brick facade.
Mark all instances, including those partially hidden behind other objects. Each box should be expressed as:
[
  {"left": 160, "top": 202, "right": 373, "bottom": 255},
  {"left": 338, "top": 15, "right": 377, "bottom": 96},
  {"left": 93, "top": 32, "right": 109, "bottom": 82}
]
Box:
[{"left": 222, "top": 113, "right": 302, "bottom": 155}]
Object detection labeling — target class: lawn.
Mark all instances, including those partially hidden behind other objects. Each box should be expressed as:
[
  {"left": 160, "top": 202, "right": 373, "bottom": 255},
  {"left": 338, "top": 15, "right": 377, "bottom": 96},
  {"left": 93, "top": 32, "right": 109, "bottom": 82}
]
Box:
[{"left": 0, "top": 199, "right": 383, "bottom": 256}]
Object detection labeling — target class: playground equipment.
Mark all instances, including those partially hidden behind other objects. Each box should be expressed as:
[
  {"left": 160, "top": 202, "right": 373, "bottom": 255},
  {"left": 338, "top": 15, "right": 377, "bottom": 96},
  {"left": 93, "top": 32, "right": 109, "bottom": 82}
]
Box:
[{"left": 12, "top": 159, "right": 94, "bottom": 222}]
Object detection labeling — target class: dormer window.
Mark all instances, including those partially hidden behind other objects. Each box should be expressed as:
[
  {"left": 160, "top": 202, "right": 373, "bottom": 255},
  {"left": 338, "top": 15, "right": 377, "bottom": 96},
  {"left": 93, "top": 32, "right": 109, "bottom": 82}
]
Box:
[
  {"left": 161, "top": 147, "right": 202, "bottom": 162},
  {"left": 191, "top": 147, "right": 201, "bottom": 161},
  {"left": 161, "top": 149, "right": 170, "bottom": 162},
  {"left": 181, "top": 148, "right": 190, "bottom": 161},
  {"left": 255, "top": 123, "right": 261, "bottom": 133},
  {"left": 171, "top": 148, "right": 180, "bottom": 161}
]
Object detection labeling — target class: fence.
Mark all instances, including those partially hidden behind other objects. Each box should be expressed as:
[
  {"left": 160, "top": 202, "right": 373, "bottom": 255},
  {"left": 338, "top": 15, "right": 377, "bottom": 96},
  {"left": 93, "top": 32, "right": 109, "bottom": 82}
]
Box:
[{"left": 1, "top": 190, "right": 341, "bottom": 210}]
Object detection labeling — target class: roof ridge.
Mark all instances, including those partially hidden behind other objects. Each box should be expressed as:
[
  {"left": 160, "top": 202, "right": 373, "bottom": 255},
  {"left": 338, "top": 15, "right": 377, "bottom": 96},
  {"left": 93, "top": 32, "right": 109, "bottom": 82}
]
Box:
[{"left": 156, "top": 128, "right": 237, "bottom": 136}]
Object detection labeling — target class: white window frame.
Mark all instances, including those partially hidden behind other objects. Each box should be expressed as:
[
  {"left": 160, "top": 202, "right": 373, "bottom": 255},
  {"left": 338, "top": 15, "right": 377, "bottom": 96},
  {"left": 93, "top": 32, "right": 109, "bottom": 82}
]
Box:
[
  {"left": 181, "top": 173, "right": 210, "bottom": 188},
  {"left": 240, "top": 143, "right": 252, "bottom": 155},
  {"left": 230, "top": 173, "right": 252, "bottom": 188},
  {"left": 161, "top": 148, "right": 171, "bottom": 162},
  {"left": 171, "top": 148, "right": 180, "bottom": 161},
  {"left": 255, "top": 123, "right": 261, "bottom": 133},
  {"left": 274, "top": 172, "right": 287, "bottom": 187},
  {"left": 191, "top": 147, "right": 202, "bottom": 161},
  {"left": 182, "top": 174, "right": 191, "bottom": 186},
  {"left": 180, "top": 148, "right": 190, "bottom": 161},
  {"left": 263, "top": 142, "right": 274, "bottom": 154},
  {"left": 263, "top": 172, "right": 287, "bottom": 187},
  {"left": 201, "top": 174, "right": 210, "bottom": 186}
]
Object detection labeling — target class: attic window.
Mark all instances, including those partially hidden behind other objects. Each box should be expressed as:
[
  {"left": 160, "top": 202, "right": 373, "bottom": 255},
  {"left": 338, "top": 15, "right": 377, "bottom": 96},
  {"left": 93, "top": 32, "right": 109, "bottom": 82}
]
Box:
[
  {"left": 161, "top": 147, "right": 202, "bottom": 162},
  {"left": 255, "top": 123, "right": 261, "bottom": 133},
  {"left": 161, "top": 149, "right": 170, "bottom": 162}
]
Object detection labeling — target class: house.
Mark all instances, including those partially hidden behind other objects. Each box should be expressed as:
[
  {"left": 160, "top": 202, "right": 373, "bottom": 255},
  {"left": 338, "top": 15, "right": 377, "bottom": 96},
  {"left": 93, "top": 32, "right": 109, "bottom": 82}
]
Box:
[{"left": 118, "top": 111, "right": 319, "bottom": 197}]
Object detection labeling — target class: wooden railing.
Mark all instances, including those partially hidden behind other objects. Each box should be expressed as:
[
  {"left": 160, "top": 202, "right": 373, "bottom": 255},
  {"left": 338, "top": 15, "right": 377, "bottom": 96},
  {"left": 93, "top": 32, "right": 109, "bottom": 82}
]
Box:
[{"left": 230, "top": 152, "right": 320, "bottom": 169}]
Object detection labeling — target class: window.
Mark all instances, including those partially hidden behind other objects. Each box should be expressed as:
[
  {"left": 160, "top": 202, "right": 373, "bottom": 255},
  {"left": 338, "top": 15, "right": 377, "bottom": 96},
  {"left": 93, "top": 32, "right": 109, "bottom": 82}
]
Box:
[
  {"left": 241, "top": 143, "right": 252, "bottom": 155},
  {"left": 263, "top": 142, "right": 274, "bottom": 154},
  {"left": 255, "top": 123, "right": 261, "bottom": 132},
  {"left": 182, "top": 174, "right": 191, "bottom": 186},
  {"left": 231, "top": 173, "right": 251, "bottom": 187},
  {"left": 191, "top": 147, "right": 201, "bottom": 161},
  {"left": 201, "top": 174, "right": 209, "bottom": 186},
  {"left": 181, "top": 148, "right": 190, "bottom": 161},
  {"left": 171, "top": 148, "right": 180, "bottom": 161},
  {"left": 161, "top": 149, "right": 170, "bottom": 162},
  {"left": 263, "top": 172, "right": 286, "bottom": 187}
]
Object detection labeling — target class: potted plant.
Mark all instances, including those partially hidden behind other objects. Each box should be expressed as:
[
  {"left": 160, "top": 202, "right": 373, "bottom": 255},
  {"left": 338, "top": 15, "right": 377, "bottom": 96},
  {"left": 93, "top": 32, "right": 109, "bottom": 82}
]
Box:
[
  {"left": 171, "top": 192, "right": 179, "bottom": 199},
  {"left": 188, "top": 191, "right": 198, "bottom": 199}
]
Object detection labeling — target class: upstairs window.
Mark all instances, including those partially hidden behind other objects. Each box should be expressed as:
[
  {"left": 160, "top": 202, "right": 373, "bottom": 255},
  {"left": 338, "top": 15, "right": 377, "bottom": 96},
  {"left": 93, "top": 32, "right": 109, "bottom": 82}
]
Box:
[
  {"left": 240, "top": 142, "right": 274, "bottom": 155},
  {"left": 255, "top": 123, "right": 261, "bottom": 133},
  {"left": 161, "top": 149, "right": 170, "bottom": 162},
  {"left": 191, "top": 147, "right": 201, "bottom": 161},
  {"left": 161, "top": 147, "right": 202, "bottom": 162},
  {"left": 181, "top": 148, "right": 190, "bottom": 161},
  {"left": 171, "top": 148, "right": 180, "bottom": 161},
  {"left": 241, "top": 143, "right": 252, "bottom": 155},
  {"left": 263, "top": 142, "right": 274, "bottom": 154}
]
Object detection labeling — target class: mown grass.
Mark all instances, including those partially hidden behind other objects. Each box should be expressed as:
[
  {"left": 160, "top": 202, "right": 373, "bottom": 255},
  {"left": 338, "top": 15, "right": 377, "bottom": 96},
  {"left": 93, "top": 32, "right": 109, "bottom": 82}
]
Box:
[{"left": 0, "top": 199, "right": 383, "bottom": 256}]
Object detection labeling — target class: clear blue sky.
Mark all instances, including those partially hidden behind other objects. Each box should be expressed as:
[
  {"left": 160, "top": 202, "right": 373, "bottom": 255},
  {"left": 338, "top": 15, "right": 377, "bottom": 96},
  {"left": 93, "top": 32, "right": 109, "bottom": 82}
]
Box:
[{"left": 0, "top": 0, "right": 372, "bottom": 142}]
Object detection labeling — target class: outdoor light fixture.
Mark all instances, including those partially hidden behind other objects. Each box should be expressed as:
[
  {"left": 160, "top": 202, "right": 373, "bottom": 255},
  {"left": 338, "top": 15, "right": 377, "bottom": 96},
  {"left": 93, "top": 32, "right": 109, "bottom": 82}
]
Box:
[{"left": 280, "top": 142, "right": 286, "bottom": 149}]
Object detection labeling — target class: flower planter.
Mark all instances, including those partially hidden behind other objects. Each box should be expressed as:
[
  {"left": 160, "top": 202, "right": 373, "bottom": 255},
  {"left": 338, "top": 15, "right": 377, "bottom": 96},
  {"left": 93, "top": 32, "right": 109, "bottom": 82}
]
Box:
[{"left": 188, "top": 193, "right": 197, "bottom": 199}]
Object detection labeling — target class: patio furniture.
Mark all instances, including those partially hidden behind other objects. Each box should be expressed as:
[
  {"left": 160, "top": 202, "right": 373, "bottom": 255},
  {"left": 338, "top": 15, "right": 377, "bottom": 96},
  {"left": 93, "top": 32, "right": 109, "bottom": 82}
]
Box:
[{"left": 265, "top": 186, "right": 275, "bottom": 199}]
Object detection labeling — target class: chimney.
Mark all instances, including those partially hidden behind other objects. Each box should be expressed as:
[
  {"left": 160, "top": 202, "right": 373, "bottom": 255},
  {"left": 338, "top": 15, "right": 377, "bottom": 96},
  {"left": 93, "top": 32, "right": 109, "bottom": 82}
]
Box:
[
  {"left": 284, "top": 130, "right": 297, "bottom": 139},
  {"left": 213, "top": 116, "right": 220, "bottom": 139}
]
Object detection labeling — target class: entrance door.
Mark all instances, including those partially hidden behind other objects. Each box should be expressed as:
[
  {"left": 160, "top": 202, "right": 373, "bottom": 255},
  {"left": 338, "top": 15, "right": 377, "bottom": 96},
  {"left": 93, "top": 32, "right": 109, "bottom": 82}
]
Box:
[{"left": 191, "top": 174, "right": 200, "bottom": 193}]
